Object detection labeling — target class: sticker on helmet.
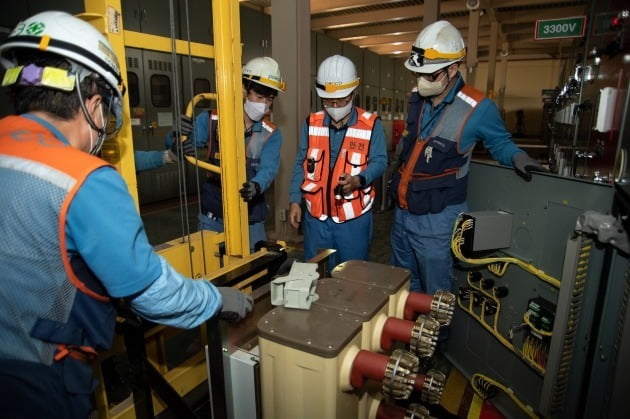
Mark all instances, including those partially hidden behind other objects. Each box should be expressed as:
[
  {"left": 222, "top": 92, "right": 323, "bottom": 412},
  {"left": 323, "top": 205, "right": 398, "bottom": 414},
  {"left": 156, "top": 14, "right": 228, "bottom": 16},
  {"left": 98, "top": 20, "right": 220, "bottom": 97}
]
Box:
[{"left": 25, "top": 22, "right": 46, "bottom": 36}]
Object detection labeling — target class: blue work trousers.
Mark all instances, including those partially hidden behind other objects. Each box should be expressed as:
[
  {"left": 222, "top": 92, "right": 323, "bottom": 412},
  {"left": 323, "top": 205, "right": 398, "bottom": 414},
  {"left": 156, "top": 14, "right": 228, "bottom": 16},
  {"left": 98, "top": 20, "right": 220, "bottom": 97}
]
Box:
[
  {"left": 390, "top": 203, "right": 467, "bottom": 293},
  {"left": 0, "top": 359, "right": 92, "bottom": 419},
  {"left": 303, "top": 212, "right": 373, "bottom": 269}
]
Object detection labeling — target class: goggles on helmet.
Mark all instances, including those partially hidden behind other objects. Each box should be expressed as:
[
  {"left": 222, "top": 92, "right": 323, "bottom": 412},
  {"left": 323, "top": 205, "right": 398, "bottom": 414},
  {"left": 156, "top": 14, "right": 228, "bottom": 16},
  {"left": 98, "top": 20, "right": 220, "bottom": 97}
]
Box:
[{"left": 407, "top": 45, "right": 466, "bottom": 69}]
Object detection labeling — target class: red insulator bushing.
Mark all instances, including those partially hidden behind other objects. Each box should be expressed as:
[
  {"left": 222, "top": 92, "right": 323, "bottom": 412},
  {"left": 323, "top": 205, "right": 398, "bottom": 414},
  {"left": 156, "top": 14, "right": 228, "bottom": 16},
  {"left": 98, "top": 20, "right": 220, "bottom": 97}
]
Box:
[
  {"left": 403, "top": 291, "right": 434, "bottom": 320},
  {"left": 350, "top": 350, "right": 390, "bottom": 389},
  {"left": 380, "top": 317, "right": 414, "bottom": 350}
]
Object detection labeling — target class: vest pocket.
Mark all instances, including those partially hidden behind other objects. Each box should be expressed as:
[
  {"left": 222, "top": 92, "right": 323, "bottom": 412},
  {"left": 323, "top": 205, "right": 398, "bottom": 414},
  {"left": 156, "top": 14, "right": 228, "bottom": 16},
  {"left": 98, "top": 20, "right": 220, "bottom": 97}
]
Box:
[
  {"left": 407, "top": 172, "right": 456, "bottom": 215},
  {"left": 301, "top": 182, "right": 325, "bottom": 217},
  {"left": 303, "top": 149, "right": 326, "bottom": 182},
  {"left": 341, "top": 148, "right": 368, "bottom": 176},
  {"left": 415, "top": 136, "right": 459, "bottom": 174}
]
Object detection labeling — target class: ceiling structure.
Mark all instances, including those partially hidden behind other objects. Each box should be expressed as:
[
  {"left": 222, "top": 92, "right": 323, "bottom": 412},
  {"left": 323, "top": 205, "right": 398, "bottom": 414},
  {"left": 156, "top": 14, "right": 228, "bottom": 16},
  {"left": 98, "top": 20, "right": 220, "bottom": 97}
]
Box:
[{"left": 240, "top": 0, "right": 590, "bottom": 61}]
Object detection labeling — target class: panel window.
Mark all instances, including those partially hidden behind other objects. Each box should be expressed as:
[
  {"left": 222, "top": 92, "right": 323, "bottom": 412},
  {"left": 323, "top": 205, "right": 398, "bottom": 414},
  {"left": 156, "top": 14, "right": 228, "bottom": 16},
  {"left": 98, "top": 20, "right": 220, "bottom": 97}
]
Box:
[
  {"left": 150, "top": 74, "right": 171, "bottom": 107},
  {"left": 127, "top": 72, "right": 140, "bottom": 107}
]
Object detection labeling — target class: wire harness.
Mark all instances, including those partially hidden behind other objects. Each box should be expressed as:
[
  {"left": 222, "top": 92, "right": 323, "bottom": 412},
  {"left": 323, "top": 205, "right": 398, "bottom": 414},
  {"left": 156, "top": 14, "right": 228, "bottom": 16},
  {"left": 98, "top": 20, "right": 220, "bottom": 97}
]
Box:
[{"left": 451, "top": 214, "right": 560, "bottom": 289}]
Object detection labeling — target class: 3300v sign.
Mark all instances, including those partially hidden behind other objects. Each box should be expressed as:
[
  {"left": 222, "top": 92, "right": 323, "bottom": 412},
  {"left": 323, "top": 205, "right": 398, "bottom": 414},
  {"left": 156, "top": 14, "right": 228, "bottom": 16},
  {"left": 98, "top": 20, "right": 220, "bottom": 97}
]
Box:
[{"left": 535, "top": 16, "right": 586, "bottom": 40}]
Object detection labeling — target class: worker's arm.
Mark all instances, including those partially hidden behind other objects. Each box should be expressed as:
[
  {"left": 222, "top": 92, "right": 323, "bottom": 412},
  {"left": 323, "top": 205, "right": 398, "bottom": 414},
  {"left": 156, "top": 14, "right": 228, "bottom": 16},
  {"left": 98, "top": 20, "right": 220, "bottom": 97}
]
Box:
[{"left": 65, "top": 167, "right": 224, "bottom": 327}]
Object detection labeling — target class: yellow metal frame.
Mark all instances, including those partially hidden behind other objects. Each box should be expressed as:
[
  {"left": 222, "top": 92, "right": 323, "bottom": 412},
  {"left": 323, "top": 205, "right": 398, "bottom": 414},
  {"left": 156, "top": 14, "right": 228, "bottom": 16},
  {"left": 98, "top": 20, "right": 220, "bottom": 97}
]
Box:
[
  {"left": 123, "top": 30, "right": 214, "bottom": 58},
  {"left": 78, "top": 0, "right": 266, "bottom": 417},
  {"left": 212, "top": 0, "right": 250, "bottom": 257},
  {"left": 84, "top": 0, "right": 250, "bottom": 257},
  {"left": 80, "top": 1, "right": 139, "bottom": 208},
  {"left": 183, "top": 93, "right": 221, "bottom": 174}
]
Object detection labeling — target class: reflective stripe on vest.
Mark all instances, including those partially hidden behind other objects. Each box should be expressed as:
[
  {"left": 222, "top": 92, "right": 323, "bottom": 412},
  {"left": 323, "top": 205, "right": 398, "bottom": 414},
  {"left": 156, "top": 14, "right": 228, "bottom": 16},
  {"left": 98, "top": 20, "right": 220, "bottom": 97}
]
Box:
[{"left": 301, "top": 108, "right": 377, "bottom": 223}]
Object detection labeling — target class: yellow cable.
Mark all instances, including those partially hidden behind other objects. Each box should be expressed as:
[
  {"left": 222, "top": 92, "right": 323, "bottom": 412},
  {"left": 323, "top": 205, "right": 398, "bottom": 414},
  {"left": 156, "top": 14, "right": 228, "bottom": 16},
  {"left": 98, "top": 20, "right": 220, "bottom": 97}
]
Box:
[
  {"left": 460, "top": 273, "right": 546, "bottom": 375},
  {"left": 451, "top": 215, "right": 561, "bottom": 288},
  {"left": 488, "top": 262, "right": 509, "bottom": 277},
  {"left": 523, "top": 311, "right": 553, "bottom": 337},
  {"left": 471, "top": 373, "right": 539, "bottom": 419},
  {"left": 456, "top": 295, "right": 545, "bottom": 375}
]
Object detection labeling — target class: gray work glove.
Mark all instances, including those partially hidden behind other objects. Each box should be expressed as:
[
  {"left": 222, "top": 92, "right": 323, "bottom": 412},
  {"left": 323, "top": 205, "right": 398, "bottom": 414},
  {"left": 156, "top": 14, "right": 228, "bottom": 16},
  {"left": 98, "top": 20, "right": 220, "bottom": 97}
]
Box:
[
  {"left": 512, "top": 152, "right": 547, "bottom": 181},
  {"left": 239, "top": 181, "right": 261, "bottom": 202},
  {"left": 217, "top": 287, "right": 254, "bottom": 321}
]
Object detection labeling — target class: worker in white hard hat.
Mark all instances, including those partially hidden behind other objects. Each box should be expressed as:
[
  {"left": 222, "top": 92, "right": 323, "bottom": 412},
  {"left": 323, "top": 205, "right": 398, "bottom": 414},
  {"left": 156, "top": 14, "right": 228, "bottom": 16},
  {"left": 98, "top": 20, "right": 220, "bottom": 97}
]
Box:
[
  {"left": 390, "top": 20, "right": 546, "bottom": 294},
  {"left": 167, "top": 56, "right": 286, "bottom": 252},
  {"left": 0, "top": 11, "right": 252, "bottom": 418},
  {"left": 288, "top": 54, "right": 387, "bottom": 267}
]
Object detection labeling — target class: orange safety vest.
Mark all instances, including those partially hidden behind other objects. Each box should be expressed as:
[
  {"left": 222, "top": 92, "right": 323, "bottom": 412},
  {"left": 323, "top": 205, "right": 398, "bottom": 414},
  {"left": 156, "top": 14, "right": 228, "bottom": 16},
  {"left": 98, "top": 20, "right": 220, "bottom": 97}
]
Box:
[
  {"left": 0, "top": 115, "right": 110, "bottom": 303},
  {"left": 301, "top": 108, "right": 377, "bottom": 223},
  {"left": 0, "top": 115, "right": 115, "bottom": 365}
]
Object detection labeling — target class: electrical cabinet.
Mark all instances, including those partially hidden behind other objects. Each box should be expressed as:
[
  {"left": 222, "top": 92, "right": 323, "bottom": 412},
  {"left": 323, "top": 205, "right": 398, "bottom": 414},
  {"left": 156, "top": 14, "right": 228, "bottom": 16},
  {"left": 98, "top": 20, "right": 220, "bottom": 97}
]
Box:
[
  {"left": 122, "top": 0, "right": 180, "bottom": 38},
  {"left": 181, "top": 0, "right": 213, "bottom": 44},
  {"left": 363, "top": 50, "right": 380, "bottom": 87},
  {"left": 240, "top": 6, "right": 271, "bottom": 63},
  {"left": 449, "top": 162, "right": 615, "bottom": 418}
]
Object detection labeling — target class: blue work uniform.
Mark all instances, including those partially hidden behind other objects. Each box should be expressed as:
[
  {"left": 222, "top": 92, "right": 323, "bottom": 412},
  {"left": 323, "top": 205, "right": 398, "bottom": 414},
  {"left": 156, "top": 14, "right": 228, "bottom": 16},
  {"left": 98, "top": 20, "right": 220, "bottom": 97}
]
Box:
[
  {"left": 289, "top": 107, "right": 388, "bottom": 266},
  {"left": 167, "top": 110, "right": 282, "bottom": 251},
  {"left": 134, "top": 150, "right": 165, "bottom": 172},
  {"left": 390, "top": 74, "right": 524, "bottom": 293},
  {"left": 0, "top": 114, "right": 222, "bottom": 418}
]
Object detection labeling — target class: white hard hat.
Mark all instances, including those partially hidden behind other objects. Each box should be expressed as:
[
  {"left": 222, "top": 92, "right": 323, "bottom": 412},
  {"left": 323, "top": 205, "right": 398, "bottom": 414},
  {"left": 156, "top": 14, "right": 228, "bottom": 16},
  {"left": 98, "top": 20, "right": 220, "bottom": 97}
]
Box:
[
  {"left": 242, "top": 56, "right": 286, "bottom": 92},
  {"left": 405, "top": 20, "right": 467, "bottom": 74},
  {"left": 316, "top": 55, "right": 360, "bottom": 99},
  {"left": 0, "top": 11, "right": 124, "bottom": 101}
]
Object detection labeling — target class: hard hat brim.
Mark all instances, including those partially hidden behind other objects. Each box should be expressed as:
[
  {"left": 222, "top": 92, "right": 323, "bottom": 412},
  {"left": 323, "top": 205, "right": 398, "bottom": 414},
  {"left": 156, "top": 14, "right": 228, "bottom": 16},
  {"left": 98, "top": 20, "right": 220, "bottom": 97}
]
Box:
[{"left": 316, "top": 86, "right": 357, "bottom": 99}]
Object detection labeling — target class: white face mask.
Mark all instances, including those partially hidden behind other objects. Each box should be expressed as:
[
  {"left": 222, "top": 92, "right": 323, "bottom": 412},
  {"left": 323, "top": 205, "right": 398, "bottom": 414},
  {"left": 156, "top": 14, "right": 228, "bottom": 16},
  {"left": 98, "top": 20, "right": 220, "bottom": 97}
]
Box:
[
  {"left": 244, "top": 99, "right": 269, "bottom": 121},
  {"left": 325, "top": 101, "right": 353, "bottom": 122},
  {"left": 417, "top": 74, "right": 449, "bottom": 97}
]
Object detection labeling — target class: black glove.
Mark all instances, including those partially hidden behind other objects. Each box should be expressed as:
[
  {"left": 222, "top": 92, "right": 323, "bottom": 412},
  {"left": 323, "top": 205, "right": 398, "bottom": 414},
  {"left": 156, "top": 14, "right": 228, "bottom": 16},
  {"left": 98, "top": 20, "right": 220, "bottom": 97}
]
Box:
[
  {"left": 512, "top": 152, "right": 547, "bottom": 181},
  {"left": 169, "top": 137, "right": 196, "bottom": 158},
  {"left": 169, "top": 115, "right": 193, "bottom": 139},
  {"left": 239, "top": 181, "right": 261, "bottom": 202},
  {"left": 217, "top": 287, "right": 254, "bottom": 321},
  {"left": 179, "top": 115, "right": 193, "bottom": 137}
]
